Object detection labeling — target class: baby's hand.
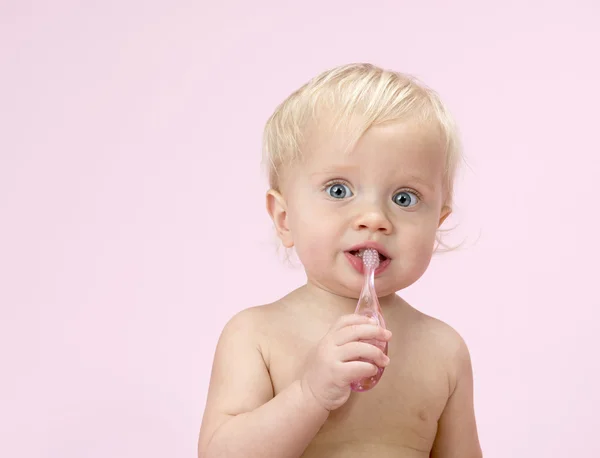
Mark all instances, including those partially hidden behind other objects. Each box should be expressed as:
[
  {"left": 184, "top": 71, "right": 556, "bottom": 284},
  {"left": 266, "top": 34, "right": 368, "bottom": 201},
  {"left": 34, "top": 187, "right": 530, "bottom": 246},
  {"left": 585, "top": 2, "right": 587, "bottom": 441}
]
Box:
[{"left": 301, "top": 314, "right": 392, "bottom": 411}]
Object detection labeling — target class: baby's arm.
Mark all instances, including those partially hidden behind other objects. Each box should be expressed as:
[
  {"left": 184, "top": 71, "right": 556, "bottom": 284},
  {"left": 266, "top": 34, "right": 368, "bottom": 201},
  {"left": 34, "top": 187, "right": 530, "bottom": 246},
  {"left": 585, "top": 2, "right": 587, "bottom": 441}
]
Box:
[
  {"left": 197, "top": 308, "right": 329, "bottom": 458},
  {"left": 430, "top": 333, "right": 482, "bottom": 458},
  {"left": 198, "top": 309, "right": 391, "bottom": 458}
]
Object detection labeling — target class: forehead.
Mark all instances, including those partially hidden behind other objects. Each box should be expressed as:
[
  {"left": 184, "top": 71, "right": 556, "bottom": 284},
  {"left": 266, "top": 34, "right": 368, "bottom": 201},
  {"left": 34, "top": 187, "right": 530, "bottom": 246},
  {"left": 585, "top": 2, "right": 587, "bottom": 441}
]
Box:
[{"left": 301, "top": 118, "right": 446, "bottom": 183}]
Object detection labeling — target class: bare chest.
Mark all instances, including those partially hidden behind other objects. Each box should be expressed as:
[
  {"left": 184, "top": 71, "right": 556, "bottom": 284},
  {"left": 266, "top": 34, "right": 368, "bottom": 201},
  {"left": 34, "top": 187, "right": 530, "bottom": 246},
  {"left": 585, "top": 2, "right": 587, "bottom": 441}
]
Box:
[{"left": 265, "top": 326, "right": 450, "bottom": 455}]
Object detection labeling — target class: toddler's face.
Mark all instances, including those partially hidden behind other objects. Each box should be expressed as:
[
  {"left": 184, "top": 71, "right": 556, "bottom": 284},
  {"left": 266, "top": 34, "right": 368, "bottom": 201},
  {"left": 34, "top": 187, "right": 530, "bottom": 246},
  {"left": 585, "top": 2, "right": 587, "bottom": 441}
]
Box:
[{"left": 270, "top": 119, "right": 450, "bottom": 298}]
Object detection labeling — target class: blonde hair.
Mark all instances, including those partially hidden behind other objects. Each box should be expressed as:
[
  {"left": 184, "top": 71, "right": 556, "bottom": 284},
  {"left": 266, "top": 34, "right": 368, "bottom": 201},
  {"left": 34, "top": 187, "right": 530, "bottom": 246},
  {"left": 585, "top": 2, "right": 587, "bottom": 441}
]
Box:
[{"left": 262, "top": 63, "right": 463, "bottom": 209}]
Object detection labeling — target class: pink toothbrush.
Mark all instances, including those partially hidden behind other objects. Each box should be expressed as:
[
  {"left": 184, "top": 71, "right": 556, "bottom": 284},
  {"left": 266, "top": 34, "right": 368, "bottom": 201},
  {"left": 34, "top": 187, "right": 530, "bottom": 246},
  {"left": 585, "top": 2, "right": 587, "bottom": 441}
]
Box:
[{"left": 350, "top": 248, "right": 388, "bottom": 392}]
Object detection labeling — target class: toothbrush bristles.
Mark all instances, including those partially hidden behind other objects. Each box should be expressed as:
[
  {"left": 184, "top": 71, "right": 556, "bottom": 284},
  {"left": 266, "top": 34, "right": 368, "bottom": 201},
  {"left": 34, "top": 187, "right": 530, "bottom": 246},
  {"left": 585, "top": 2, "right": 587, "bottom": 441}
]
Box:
[{"left": 362, "top": 248, "right": 380, "bottom": 269}]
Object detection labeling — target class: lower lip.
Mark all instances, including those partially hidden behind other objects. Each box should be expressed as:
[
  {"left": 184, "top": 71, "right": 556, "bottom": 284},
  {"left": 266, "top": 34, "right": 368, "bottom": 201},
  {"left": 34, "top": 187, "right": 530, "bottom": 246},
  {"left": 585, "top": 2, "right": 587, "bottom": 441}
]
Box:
[{"left": 344, "top": 252, "right": 391, "bottom": 275}]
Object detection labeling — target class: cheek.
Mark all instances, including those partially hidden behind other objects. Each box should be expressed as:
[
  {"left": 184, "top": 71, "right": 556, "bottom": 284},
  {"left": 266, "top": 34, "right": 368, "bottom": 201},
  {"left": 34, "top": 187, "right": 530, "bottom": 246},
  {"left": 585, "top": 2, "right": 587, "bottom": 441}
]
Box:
[
  {"left": 295, "top": 224, "right": 337, "bottom": 256},
  {"left": 392, "top": 231, "right": 436, "bottom": 289},
  {"left": 289, "top": 210, "right": 340, "bottom": 266},
  {"left": 397, "top": 219, "right": 438, "bottom": 261}
]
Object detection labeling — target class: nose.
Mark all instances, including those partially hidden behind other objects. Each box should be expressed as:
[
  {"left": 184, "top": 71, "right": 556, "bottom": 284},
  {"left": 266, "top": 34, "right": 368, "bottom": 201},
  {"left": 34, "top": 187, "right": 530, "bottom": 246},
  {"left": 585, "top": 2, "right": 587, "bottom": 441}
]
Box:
[{"left": 352, "top": 205, "right": 393, "bottom": 235}]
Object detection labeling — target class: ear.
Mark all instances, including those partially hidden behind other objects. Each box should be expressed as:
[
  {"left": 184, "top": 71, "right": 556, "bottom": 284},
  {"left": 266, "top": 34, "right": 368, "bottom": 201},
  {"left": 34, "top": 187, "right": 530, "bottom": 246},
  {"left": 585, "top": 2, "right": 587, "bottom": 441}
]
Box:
[
  {"left": 266, "top": 189, "right": 294, "bottom": 248},
  {"left": 438, "top": 205, "right": 452, "bottom": 227}
]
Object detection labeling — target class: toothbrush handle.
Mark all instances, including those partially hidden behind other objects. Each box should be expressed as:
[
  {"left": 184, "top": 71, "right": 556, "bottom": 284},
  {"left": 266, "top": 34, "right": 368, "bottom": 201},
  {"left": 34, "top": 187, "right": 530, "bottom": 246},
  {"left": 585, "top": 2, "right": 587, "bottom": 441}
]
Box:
[{"left": 351, "top": 282, "right": 388, "bottom": 391}]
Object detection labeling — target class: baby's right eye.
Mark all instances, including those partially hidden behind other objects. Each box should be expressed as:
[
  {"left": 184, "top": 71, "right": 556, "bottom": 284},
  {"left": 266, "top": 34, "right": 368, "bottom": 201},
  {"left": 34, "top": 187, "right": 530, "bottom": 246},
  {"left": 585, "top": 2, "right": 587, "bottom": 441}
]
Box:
[{"left": 326, "top": 183, "right": 353, "bottom": 199}]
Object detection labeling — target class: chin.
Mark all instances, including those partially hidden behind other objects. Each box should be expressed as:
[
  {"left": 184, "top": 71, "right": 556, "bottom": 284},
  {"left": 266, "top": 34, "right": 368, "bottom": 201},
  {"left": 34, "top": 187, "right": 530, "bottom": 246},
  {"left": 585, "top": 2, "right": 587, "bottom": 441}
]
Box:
[
  {"left": 377, "top": 272, "right": 425, "bottom": 296},
  {"left": 305, "top": 263, "right": 425, "bottom": 299},
  {"left": 327, "top": 281, "right": 363, "bottom": 300},
  {"left": 305, "top": 273, "right": 361, "bottom": 300}
]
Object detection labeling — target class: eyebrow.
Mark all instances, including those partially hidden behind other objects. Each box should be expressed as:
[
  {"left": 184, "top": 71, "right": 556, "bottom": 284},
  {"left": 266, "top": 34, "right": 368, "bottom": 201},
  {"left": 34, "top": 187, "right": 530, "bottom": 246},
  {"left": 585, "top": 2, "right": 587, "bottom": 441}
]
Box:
[
  {"left": 402, "top": 173, "right": 436, "bottom": 192},
  {"left": 309, "top": 165, "right": 359, "bottom": 177}
]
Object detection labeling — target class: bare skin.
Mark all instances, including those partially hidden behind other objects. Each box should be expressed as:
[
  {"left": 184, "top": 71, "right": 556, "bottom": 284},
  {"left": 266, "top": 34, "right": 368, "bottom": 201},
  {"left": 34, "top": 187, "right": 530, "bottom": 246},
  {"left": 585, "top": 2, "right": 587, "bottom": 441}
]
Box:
[
  {"left": 198, "top": 120, "right": 482, "bottom": 457},
  {"left": 198, "top": 286, "right": 481, "bottom": 458}
]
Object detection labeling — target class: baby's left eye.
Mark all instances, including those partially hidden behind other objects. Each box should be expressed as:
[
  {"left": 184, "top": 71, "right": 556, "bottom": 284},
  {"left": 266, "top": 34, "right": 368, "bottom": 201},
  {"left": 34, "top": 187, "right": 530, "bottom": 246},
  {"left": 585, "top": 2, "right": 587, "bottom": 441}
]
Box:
[{"left": 393, "top": 191, "right": 419, "bottom": 208}]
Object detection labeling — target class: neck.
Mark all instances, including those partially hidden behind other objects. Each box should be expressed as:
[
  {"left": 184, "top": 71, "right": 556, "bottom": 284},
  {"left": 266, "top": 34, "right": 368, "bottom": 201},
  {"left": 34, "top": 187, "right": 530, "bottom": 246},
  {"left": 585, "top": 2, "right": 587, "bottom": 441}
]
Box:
[{"left": 290, "top": 280, "right": 399, "bottom": 321}]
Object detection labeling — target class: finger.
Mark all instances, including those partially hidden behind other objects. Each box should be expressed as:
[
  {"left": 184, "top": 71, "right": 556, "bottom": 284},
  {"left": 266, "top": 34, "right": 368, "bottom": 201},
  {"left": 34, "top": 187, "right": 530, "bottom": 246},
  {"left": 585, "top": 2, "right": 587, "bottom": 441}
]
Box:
[
  {"left": 337, "top": 341, "right": 390, "bottom": 367},
  {"left": 338, "top": 361, "right": 380, "bottom": 384},
  {"left": 333, "top": 323, "right": 392, "bottom": 346},
  {"left": 330, "top": 314, "right": 374, "bottom": 332}
]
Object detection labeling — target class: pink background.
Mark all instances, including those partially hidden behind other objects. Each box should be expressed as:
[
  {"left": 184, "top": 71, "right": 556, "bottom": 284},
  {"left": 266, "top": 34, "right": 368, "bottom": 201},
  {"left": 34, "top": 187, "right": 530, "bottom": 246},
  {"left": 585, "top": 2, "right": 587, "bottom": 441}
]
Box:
[{"left": 1, "top": 2, "right": 599, "bottom": 457}]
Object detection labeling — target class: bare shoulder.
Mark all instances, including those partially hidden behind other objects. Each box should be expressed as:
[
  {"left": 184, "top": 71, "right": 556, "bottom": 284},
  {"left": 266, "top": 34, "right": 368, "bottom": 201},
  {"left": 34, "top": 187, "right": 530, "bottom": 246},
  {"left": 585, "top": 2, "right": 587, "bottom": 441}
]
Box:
[
  {"left": 220, "top": 303, "right": 273, "bottom": 340},
  {"left": 217, "top": 300, "right": 287, "bottom": 366},
  {"left": 224, "top": 300, "right": 291, "bottom": 333},
  {"left": 198, "top": 302, "right": 281, "bottom": 454},
  {"left": 406, "top": 311, "right": 482, "bottom": 457},
  {"left": 404, "top": 303, "right": 474, "bottom": 390},
  {"left": 418, "top": 311, "right": 469, "bottom": 352}
]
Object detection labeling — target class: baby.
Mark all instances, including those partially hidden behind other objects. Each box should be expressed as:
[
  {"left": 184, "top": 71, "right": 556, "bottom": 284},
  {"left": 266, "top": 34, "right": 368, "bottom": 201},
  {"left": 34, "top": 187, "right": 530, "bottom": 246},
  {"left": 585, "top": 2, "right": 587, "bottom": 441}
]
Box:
[{"left": 198, "top": 63, "right": 482, "bottom": 458}]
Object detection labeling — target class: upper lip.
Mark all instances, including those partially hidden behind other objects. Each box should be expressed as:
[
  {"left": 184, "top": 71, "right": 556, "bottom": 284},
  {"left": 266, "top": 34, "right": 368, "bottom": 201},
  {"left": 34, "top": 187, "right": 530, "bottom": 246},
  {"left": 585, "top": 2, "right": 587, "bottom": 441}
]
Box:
[{"left": 346, "top": 241, "right": 392, "bottom": 259}]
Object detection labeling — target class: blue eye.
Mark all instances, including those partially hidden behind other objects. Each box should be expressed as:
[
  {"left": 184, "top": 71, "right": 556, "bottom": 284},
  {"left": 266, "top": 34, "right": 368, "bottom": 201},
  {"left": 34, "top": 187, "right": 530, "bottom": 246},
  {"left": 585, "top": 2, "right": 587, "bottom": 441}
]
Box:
[
  {"left": 393, "top": 191, "right": 418, "bottom": 207},
  {"left": 326, "top": 183, "right": 353, "bottom": 199}
]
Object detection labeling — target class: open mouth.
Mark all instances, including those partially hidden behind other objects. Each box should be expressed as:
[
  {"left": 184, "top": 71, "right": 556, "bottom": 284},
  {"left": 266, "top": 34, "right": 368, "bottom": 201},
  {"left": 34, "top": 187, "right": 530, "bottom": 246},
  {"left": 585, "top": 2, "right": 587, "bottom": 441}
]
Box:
[{"left": 348, "top": 249, "right": 388, "bottom": 263}]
